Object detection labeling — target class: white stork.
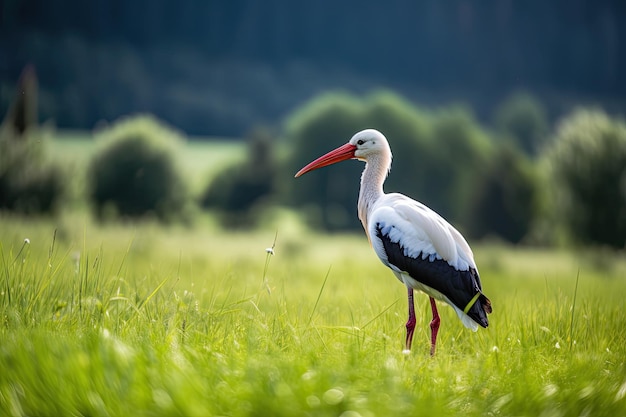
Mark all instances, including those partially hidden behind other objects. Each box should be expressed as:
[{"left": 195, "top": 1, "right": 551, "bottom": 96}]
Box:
[{"left": 295, "top": 129, "right": 492, "bottom": 355}]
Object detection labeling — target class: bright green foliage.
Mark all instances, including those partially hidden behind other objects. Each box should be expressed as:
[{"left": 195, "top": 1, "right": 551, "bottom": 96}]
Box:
[
  {"left": 1, "top": 217, "right": 626, "bottom": 416},
  {"left": 544, "top": 109, "right": 626, "bottom": 248},
  {"left": 88, "top": 115, "right": 190, "bottom": 222}
]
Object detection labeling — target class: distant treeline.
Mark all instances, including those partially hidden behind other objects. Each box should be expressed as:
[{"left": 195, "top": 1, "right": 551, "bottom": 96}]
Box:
[
  {"left": 2, "top": 0, "right": 626, "bottom": 135},
  {"left": 2, "top": 87, "right": 625, "bottom": 248}
]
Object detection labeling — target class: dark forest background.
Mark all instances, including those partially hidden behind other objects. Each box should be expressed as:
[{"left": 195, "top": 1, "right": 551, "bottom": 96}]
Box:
[{"left": 2, "top": 0, "right": 626, "bottom": 136}]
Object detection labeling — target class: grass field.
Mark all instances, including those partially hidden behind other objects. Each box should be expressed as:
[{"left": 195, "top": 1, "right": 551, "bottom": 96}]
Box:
[
  {"left": 1, "top": 213, "right": 626, "bottom": 417},
  {"left": 2, "top": 132, "right": 626, "bottom": 416}
]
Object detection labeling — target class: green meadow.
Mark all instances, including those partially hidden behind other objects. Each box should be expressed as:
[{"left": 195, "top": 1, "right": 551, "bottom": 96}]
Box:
[{"left": 1, "top": 214, "right": 626, "bottom": 416}]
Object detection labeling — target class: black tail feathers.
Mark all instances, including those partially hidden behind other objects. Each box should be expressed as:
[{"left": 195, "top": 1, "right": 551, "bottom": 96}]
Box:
[{"left": 468, "top": 293, "right": 492, "bottom": 328}]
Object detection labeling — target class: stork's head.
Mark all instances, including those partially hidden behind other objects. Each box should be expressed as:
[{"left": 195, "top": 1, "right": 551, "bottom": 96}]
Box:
[
  {"left": 349, "top": 129, "right": 391, "bottom": 162},
  {"left": 295, "top": 129, "right": 391, "bottom": 178}
]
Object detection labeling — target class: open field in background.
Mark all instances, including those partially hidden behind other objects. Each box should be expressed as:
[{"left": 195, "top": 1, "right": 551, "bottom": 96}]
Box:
[
  {"left": 1, "top": 213, "right": 626, "bottom": 416},
  {"left": 48, "top": 130, "right": 246, "bottom": 196}
]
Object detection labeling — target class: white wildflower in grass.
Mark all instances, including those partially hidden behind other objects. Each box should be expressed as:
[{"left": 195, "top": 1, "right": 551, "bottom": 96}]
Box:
[
  {"left": 301, "top": 370, "right": 317, "bottom": 381},
  {"left": 555, "top": 342, "right": 561, "bottom": 349},
  {"left": 616, "top": 381, "right": 626, "bottom": 402},
  {"left": 543, "top": 384, "right": 559, "bottom": 398},
  {"left": 72, "top": 251, "right": 81, "bottom": 274},
  {"left": 323, "top": 388, "right": 345, "bottom": 405},
  {"left": 261, "top": 231, "right": 278, "bottom": 295},
  {"left": 14, "top": 237, "right": 32, "bottom": 264},
  {"left": 579, "top": 385, "right": 594, "bottom": 399},
  {"left": 491, "top": 393, "right": 513, "bottom": 413},
  {"left": 492, "top": 345, "right": 499, "bottom": 353},
  {"left": 306, "top": 395, "right": 320, "bottom": 408}
]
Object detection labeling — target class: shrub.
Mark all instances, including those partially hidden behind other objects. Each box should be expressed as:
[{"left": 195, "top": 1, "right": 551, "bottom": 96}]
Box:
[
  {"left": 544, "top": 109, "right": 626, "bottom": 248},
  {"left": 201, "top": 127, "right": 278, "bottom": 228},
  {"left": 362, "top": 91, "right": 433, "bottom": 202},
  {"left": 0, "top": 130, "right": 66, "bottom": 214},
  {"left": 467, "top": 143, "right": 540, "bottom": 243},
  {"left": 88, "top": 115, "right": 189, "bottom": 221},
  {"left": 427, "top": 106, "right": 493, "bottom": 222},
  {"left": 284, "top": 92, "right": 365, "bottom": 230}
]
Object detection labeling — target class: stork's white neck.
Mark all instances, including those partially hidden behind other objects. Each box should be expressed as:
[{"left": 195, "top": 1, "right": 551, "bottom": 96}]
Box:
[{"left": 357, "top": 152, "right": 391, "bottom": 230}]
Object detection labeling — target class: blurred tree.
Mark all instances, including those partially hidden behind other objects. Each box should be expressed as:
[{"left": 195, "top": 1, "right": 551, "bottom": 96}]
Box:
[
  {"left": 494, "top": 92, "right": 549, "bottom": 155},
  {"left": 0, "top": 132, "right": 65, "bottom": 214},
  {"left": 201, "top": 127, "right": 278, "bottom": 228},
  {"left": 0, "top": 66, "right": 65, "bottom": 214},
  {"left": 88, "top": 115, "right": 190, "bottom": 222},
  {"left": 1, "top": 66, "right": 38, "bottom": 137},
  {"left": 427, "top": 106, "right": 493, "bottom": 224},
  {"left": 284, "top": 91, "right": 496, "bottom": 233},
  {"left": 284, "top": 92, "right": 364, "bottom": 230},
  {"left": 545, "top": 109, "right": 626, "bottom": 248},
  {"left": 362, "top": 91, "right": 433, "bottom": 201},
  {"left": 467, "top": 143, "right": 539, "bottom": 243}
]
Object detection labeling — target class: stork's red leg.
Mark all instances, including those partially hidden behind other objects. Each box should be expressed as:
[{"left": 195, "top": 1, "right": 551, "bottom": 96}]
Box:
[
  {"left": 429, "top": 297, "right": 441, "bottom": 356},
  {"left": 404, "top": 286, "right": 416, "bottom": 352}
]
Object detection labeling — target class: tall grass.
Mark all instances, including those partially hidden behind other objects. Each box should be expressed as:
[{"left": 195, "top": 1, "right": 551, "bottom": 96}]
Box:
[{"left": 1, "top": 215, "right": 625, "bottom": 416}]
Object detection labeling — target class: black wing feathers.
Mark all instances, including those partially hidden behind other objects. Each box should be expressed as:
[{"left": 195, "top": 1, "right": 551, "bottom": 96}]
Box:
[{"left": 376, "top": 224, "right": 490, "bottom": 328}]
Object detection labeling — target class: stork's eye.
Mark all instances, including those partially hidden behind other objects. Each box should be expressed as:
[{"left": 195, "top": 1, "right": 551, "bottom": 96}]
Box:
[{"left": 357, "top": 139, "right": 365, "bottom": 145}]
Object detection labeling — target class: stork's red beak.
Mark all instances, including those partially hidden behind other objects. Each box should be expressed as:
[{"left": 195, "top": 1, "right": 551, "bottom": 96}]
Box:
[{"left": 294, "top": 143, "right": 357, "bottom": 178}]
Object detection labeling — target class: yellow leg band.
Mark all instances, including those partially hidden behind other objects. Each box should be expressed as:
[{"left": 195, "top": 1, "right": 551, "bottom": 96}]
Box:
[{"left": 463, "top": 292, "right": 482, "bottom": 315}]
